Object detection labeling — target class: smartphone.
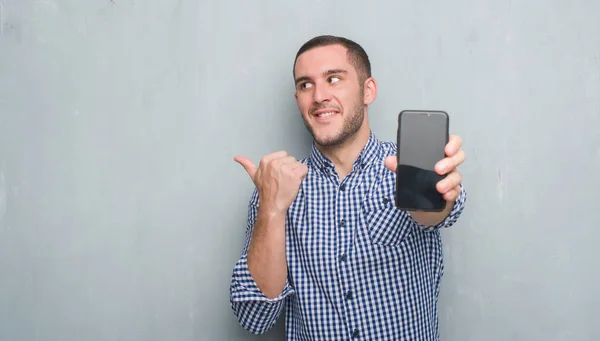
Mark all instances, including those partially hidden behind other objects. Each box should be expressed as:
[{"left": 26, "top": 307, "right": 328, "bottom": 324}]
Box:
[{"left": 395, "top": 110, "right": 449, "bottom": 212}]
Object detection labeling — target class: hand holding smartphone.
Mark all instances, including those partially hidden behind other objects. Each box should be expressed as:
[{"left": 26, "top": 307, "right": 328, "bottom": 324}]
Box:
[{"left": 395, "top": 110, "right": 449, "bottom": 212}]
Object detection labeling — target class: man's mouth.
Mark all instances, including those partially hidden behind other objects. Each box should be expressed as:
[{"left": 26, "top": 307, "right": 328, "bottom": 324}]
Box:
[
  {"left": 316, "top": 111, "right": 337, "bottom": 118},
  {"left": 312, "top": 107, "right": 341, "bottom": 120}
]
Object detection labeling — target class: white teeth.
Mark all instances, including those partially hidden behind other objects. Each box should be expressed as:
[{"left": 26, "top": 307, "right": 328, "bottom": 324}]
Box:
[{"left": 317, "top": 112, "right": 336, "bottom": 117}]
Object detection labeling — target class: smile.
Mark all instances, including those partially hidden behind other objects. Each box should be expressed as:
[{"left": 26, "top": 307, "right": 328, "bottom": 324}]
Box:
[{"left": 316, "top": 111, "right": 336, "bottom": 118}]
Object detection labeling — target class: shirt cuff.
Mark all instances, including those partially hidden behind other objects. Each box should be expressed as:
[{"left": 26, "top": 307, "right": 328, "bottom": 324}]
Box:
[
  {"left": 412, "top": 183, "right": 467, "bottom": 232},
  {"left": 230, "top": 253, "right": 294, "bottom": 303}
]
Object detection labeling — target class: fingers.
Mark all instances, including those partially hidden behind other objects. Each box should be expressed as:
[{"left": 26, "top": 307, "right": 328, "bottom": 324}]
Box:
[
  {"left": 233, "top": 156, "right": 258, "bottom": 179},
  {"left": 436, "top": 170, "right": 462, "bottom": 194},
  {"left": 236, "top": 150, "right": 309, "bottom": 185},
  {"left": 445, "top": 134, "right": 462, "bottom": 157},
  {"left": 272, "top": 156, "right": 297, "bottom": 167},
  {"left": 281, "top": 159, "right": 308, "bottom": 178},
  {"left": 271, "top": 156, "right": 299, "bottom": 179},
  {"left": 435, "top": 149, "right": 466, "bottom": 175},
  {"left": 443, "top": 186, "right": 460, "bottom": 202},
  {"left": 234, "top": 151, "right": 290, "bottom": 180},
  {"left": 384, "top": 156, "right": 397, "bottom": 173},
  {"left": 291, "top": 163, "right": 309, "bottom": 180},
  {"left": 291, "top": 161, "right": 306, "bottom": 170},
  {"left": 260, "top": 151, "right": 288, "bottom": 166}
]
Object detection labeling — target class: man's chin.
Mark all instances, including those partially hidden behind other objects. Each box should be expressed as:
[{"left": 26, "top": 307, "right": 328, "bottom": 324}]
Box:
[
  {"left": 313, "top": 134, "right": 344, "bottom": 147},
  {"left": 306, "top": 123, "right": 351, "bottom": 147}
]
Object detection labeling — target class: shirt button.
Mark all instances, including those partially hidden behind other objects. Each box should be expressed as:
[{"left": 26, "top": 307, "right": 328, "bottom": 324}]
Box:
[
  {"left": 340, "top": 219, "right": 346, "bottom": 227},
  {"left": 382, "top": 198, "right": 389, "bottom": 204},
  {"left": 340, "top": 184, "right": 346, "bottom": 191},
  {"left": 346, "top": 290, "right": 353, "bottom": 300},
  {"left": 340, "top": 254, "right": 347, "bottom": 261},
  {"left": 352, "top": 329, "right": 359, "bottom": 338}
]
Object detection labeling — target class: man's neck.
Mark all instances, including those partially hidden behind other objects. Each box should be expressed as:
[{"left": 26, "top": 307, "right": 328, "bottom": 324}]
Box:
[{"left": 317, "top": 126, "right": 371, "bottom": 180}]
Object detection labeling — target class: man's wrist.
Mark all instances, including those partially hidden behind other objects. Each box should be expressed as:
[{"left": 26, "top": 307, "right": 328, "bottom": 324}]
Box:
[{"left": 257, "top": 204, "right": 287, "bottom": 223}]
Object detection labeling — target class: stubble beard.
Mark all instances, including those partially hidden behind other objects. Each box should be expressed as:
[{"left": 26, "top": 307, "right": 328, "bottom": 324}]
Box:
[{"left": 303, "top": 89, "right": 365, "bottom": 148}]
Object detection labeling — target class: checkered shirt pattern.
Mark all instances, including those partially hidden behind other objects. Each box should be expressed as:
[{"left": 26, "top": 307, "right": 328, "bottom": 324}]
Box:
[{"left": 230, "top": 131, "right": 467, "bottom": 340}]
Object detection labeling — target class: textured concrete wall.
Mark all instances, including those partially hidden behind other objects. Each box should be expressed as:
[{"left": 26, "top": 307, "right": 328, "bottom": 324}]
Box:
[{"left": 0, "top": 0, "right": 599, "bottom": 340}]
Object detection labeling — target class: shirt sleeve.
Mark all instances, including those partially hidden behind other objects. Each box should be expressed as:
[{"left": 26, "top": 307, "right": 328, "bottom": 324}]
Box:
[
  {"left": 411, "top": 183, "right": 467, "bottom": 232},
  {"left": 229, "top": 189, "right": 295, "bottom": 335}
]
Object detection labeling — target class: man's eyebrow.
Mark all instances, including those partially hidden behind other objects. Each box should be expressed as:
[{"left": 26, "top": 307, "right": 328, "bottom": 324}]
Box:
[
  {"left": 324, "top": 69, "right": 348, "bottom": 76},
  {"left": 294, "top": 76, "right": 311, "bottom": 86},
  {"left": 295, "top": 69, "right": 349, "bottom": 86}
]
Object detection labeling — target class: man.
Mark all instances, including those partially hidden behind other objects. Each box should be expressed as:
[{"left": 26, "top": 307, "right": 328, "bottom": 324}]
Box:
[{"left": 230, "top": 35, "right": 467, "bottom": 340}]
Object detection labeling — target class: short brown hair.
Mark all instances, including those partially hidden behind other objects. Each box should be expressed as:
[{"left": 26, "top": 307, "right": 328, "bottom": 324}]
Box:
[{"left": 293, "top": 35, "right": 372, "bottom": 84}]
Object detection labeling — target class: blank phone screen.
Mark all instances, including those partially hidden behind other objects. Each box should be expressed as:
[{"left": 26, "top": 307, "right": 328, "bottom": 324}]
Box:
[{"left": 396, "top": 111, "right": 448, "bottom": 211}]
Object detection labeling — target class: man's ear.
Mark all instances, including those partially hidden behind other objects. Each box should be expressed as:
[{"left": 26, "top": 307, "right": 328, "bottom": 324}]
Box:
[{"left": 363, "top": 77, "right": 378, "bottom": 105}]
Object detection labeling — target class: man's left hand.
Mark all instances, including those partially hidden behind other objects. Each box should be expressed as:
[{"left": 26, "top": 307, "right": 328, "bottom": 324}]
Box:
[{"left": 384, "top": 134, "right": 466, "bottom": 202}]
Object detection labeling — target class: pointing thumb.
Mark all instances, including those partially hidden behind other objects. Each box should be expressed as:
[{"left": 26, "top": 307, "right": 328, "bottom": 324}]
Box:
[{"left": 234, "top": 156, "right": 258, "bottom": 180}]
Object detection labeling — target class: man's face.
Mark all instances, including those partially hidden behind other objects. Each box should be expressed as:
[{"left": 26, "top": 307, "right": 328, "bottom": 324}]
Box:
[{"left": 294, "top": 44, "right": 366, "bottom": 147}]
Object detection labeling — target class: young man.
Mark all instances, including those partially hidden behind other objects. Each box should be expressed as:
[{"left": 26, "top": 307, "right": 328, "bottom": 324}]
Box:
[{"left": 230, "top": 35, "right": 467, "bottom": 340}]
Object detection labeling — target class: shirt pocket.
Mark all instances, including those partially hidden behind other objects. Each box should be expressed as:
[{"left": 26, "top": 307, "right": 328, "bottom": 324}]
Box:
[{"left": 362, "top": 186, "right": 412, "bottom": 247}]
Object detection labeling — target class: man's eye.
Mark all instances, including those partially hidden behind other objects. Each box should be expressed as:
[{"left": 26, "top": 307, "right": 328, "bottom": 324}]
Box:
[
  {"left": 301, "top": 83, "right": 313, "bottom": 89},
  {"left": 329, "top": 76, "right": 340, "bottom": 83}
]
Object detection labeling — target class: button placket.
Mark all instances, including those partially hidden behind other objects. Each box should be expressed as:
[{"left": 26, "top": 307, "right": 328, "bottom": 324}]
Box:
[{"left": 336, "top": 179, "right": 350, "bottom": 334}]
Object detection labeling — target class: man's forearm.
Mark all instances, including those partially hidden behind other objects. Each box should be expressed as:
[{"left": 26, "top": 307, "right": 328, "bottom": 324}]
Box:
[
  {"left": 246, "top": 207, "right": 288, "bottom": 299},
  {"left": 409, "top": 199, "right": 454, "bottom": 227}
]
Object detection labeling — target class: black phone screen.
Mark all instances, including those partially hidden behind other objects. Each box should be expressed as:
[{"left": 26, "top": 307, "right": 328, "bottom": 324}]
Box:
[{"left": 395, "top": 110, "right": 449, "bottom": 212}]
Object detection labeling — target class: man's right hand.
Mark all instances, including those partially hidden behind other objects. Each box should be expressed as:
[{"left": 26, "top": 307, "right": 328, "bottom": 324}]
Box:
[{"left": 234, "top": 151, "right": 309, "bottom": 215}]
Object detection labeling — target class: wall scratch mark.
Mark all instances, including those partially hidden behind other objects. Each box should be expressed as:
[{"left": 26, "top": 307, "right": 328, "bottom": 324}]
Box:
[
  {"left": 172, "top": 0, "right": 184, "bottom": 21},
  {"left": 0, "top": 0, "right": 5, "bottom": 35},
  {"left": 0, "top": 172, "right": 6, "bottom": 220},
  {"left": 84, "top": 9, "right": 88, "bottom": 36},
  {"left": 497, "top": 168, "right": 505, "bottom": 201}
]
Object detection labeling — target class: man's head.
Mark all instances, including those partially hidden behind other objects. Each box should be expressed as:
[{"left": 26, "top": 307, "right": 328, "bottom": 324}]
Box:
[
  {"left": 293, "top": 35, "right": 372, "bottom": 87},
  {"left": 293, "top": 35, "right": 377, "bottom": 148}
]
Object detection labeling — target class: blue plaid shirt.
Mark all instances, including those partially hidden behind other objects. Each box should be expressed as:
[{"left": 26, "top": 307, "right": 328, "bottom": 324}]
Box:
[{"left": 230, "top": 131, "right": 467, "bottom": 340}]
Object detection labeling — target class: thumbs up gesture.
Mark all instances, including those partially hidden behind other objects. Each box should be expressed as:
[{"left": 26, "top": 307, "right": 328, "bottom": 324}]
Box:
[{"left": 234, "top": 151, "right": 309, "bottom": 215}]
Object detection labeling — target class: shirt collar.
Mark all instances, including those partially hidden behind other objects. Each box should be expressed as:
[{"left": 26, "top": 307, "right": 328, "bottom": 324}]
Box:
[{"left": 308, "top": 131, "right": 382, "bottom": 173}]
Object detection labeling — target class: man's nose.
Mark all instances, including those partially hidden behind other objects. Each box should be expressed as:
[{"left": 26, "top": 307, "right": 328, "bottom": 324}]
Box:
[{"left": 312, "top": 83, "right": 332, "bottom": 103}]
